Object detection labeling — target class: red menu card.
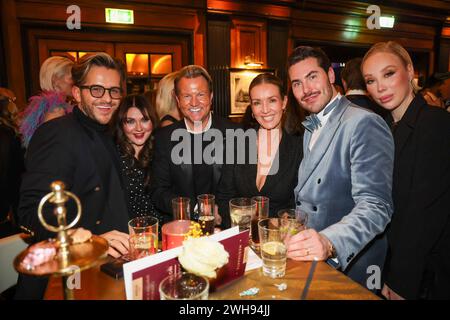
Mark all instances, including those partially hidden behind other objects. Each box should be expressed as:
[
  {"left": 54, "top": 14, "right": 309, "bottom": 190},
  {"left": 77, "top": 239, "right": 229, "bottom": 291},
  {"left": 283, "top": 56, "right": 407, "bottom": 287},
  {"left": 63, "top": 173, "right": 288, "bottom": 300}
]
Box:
[{"left": 123, "top": 227, "right": 250, "bottom": 300}]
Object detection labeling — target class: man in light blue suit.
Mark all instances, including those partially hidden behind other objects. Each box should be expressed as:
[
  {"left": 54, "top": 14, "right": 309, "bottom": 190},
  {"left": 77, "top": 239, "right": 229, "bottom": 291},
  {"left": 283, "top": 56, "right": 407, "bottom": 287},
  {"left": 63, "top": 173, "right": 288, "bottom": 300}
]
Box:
[{"left": 286, "top": 46, "right": 394, "bottom": 290}]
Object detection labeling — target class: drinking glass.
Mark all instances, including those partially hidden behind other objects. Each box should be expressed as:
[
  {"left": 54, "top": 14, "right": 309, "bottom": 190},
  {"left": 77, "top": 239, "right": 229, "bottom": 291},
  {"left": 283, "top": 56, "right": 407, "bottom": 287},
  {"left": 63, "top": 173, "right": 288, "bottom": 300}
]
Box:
[
  {"left": 229, "top": 198, "right": 256, "bottom": 232},
  {"left": 128, "top": 216, "right": 158, "bottom": 259},
  {"left": 129, "top": 232, "right": 158, "bottom": 260},
  {"left": 258, "top": 218, "right": 288, "bottom": 278},
  {"left": 128, "top": 216, "right": 159, "bottom": 235},
  {"left": 277, "top": 208, "right": 308, "bottom": 235},
  {"left": 197, "top": 194, "right": 215, "bottom": 236},
  {"left": 250, "top": 196, "right": 269, "bottom": 251},
  {"left": 159, "top": 272, "right": 209, "bottom": 300},
  {"left": 161, "top": 220, "right": 192, "bottom": 251},
  {"left": 172, "top": 197, "right": 191, "bottom": 220}
]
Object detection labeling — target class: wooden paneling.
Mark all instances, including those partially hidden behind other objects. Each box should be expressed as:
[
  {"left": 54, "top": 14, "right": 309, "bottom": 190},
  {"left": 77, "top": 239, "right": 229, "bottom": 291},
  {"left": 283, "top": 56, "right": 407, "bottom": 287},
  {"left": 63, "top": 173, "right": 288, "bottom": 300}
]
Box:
[
  {"left": 268, "top": 21, "right": 289, "bottom": 89},
  {"left": 22, "top": 24, "right": 192, "bottom": 98},
  {"left": 230, "top": 18, "right": 267, "bottom": 68},
  {"left": 3, "top": 0, "right": 205, "bottom": 104},
  {"left": 1, "top": 0, "right": 26, "bottom": 108},
  {"left": 0, "top": 13, "right": 6, "bottom": 88},
  {"left": 207, "top": 0, "right": 292, "bottom": 19},
  {"left": 207, "top": 18, "right": 231, "bottom": 117},
  {"left": 438, "top": 39, "right": 450, "bottom": 72},
  {"left": 291, "top": 10, "right": 436, "bottom": 50}
]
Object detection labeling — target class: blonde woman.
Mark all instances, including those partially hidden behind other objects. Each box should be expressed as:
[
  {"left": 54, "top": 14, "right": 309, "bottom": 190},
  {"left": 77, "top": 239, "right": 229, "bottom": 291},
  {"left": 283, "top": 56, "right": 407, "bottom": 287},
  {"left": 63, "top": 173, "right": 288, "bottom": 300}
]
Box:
[
  {"left": 155, "top": 71, "right": 181, "bottom": 127},
  {"left": 19, "top": 56, "right": 74, "bottom": 147},
  {"left": 362, "top": 41, "right": 450, "bottom": 300}
]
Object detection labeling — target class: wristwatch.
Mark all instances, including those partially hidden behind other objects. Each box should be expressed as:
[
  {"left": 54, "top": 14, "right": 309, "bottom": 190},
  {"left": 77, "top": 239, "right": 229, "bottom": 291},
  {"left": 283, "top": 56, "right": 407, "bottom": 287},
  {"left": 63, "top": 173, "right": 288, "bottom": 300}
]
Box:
[{"left": 328, "top": 241, "right": 337, "bottom": 259}]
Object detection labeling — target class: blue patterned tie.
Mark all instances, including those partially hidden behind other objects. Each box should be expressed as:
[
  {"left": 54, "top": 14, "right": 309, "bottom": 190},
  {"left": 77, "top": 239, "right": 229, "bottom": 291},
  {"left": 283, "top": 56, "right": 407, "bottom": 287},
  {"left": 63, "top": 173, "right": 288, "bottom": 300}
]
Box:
[
  {"left": 301, "top": 95, "right": 341, "bottom": 133},
  {"left": 302, "top": 114, "right": 321, "bottom": 132}
]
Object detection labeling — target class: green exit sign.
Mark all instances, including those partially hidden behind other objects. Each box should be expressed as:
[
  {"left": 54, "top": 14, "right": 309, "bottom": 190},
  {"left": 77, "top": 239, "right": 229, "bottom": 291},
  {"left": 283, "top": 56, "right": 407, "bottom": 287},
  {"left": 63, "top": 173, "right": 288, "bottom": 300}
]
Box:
[{"left": 105, "top": 8, "right": 134, "bottom": 24}]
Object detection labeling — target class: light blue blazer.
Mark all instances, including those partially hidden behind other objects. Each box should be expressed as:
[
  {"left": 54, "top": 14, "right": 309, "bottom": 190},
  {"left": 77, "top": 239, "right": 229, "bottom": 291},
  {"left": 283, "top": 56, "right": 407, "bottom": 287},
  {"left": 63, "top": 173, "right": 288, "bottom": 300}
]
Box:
[{"left": 294, "top": 96, "right": 394, "bottom": 287}]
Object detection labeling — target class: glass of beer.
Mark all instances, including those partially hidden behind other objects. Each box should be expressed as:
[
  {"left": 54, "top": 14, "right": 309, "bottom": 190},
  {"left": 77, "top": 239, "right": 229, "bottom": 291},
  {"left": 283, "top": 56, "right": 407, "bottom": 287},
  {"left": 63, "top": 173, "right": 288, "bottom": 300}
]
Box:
[
  {"left": 250, "top": 196, "right": 269, "bottom": 251},
  {"left": 197, "top": 194, "right": 215, "bottom": 236},
  {"left": 258, "top": 218, "right": 288, "bottom": 278},
  {"left": 229, "top": 198, "right": 256, "bottom": 232}
]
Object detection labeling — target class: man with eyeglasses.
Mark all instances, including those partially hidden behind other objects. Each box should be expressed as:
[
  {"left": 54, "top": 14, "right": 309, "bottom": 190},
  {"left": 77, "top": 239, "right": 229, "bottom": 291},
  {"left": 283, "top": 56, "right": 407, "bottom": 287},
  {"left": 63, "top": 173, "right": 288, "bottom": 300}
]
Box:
[
  {"left": 16, "top": 53, "right": 130, "bottom": 299},
  {"left": 151, "top": 65, "right": 240, "bottom": 228}
]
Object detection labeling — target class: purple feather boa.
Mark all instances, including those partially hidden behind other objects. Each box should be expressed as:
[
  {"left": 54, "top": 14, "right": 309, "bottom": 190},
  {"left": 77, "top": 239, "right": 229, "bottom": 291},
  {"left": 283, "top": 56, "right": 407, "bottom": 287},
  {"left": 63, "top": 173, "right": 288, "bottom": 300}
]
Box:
[{"left": 19, "top": 90, "right": 73, "bottom": 147}]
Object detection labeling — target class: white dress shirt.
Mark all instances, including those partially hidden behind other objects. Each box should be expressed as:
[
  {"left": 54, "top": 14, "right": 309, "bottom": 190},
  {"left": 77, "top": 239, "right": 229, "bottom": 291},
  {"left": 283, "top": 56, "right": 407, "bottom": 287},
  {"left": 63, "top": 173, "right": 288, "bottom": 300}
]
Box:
[
  {"left": 184, "top": 112, "right": 212, "bottom": 134},
  {"left": 308, "top": 93, "right": 341, "bottom": 151}
]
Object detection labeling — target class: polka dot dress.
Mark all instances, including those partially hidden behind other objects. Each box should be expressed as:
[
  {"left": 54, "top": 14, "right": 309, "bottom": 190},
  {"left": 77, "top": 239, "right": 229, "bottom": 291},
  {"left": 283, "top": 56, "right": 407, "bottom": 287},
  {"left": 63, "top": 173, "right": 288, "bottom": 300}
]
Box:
[{"left": 118, "top": 150, "right": 161, "bottom": 222}]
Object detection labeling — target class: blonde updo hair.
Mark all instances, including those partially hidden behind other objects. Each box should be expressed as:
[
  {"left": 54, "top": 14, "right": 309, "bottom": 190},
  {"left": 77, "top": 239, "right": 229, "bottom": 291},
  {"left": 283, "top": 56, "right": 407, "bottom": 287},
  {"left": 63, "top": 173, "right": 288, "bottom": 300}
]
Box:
[
  {"left": 362, "top": 41, "right": 420, "bottom": 93},
  {"left": 155, "top": 71, "right": 178, "bottom": 119},
  {"left": 39, "top": 56, "right": 74, "bottom": 91}
]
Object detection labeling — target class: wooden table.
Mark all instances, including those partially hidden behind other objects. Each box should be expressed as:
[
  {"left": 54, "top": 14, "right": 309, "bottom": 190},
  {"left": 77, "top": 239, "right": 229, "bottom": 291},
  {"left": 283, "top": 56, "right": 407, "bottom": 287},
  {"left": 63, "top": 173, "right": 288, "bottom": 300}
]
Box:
[{"left": 44, "top": 258, "right": 379, "bottom": 300}]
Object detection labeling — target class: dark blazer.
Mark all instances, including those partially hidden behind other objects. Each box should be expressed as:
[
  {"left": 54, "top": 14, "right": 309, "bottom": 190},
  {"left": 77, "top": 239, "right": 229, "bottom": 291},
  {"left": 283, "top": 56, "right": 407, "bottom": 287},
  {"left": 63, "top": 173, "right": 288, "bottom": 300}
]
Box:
[
  {"left": 18, "top": 107, "right": 130, "bottom": 241},
  {"left": 150, "top": 114, "right": 240, "bottom": 225},
  {"left": 384, "top": 95, "right": 450, "bottom": 299},
  {"left": 216, "top": 130, "right": 303, "bottom": 226},
  {"left": 0, "top": 125, "right": 24, "bottom": 222},
  {"left": 346, "top": 94, "right": 388, "bottom": 118}
]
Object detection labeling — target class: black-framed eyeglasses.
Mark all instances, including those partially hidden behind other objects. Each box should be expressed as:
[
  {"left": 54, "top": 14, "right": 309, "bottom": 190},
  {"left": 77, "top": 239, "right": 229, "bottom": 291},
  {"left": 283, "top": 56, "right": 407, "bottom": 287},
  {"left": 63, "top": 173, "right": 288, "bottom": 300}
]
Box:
[{"left": 79, "top": 85, "right": 123, "bottom": 99}]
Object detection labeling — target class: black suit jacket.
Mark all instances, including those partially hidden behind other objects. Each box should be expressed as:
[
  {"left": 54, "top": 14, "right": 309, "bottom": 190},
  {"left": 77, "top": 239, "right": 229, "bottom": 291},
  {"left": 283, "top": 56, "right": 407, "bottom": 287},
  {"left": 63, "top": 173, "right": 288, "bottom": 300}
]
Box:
[
  {"left": 150, "top": 114, "right": 240, "bottom": 225},
  {"left": 384, "top": 95, "right": 450, "bottom": 299},
  {"left": 216, "top": 130, "right": 303, "bottom": 227},
  {"left": 18, "top": 107, "right": 130, "bottom": 241},
  {"left": 346, "top": 94, "right": 388, "bottom": 118}
]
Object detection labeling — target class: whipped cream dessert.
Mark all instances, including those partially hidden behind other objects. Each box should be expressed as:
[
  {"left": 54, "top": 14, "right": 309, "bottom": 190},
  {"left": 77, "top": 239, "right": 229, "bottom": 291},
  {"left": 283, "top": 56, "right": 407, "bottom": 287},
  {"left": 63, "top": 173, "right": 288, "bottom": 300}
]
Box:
[{"left": 178, "top": 237, "right": 229, "bottom": 278}]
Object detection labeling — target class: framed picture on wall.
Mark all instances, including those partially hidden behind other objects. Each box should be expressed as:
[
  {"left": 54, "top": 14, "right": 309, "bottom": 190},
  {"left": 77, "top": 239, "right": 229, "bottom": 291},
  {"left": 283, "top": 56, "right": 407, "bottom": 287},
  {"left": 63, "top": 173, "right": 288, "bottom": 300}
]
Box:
[{"left": 229, "top": 68, "right": 275, "bottom": 116}]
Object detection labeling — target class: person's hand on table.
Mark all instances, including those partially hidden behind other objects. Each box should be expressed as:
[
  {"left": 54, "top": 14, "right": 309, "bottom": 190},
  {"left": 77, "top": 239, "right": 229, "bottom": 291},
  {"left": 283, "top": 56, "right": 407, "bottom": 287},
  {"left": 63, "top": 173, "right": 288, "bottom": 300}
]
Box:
[
  {"left": 100, "top": 230, "right": 130, "bottom": 258},
  {"left": 382, "top": 284, "right": 405, "bottom": 300},
  {"left": 286, "top": 228, "right": 333, "bottom": 261}
]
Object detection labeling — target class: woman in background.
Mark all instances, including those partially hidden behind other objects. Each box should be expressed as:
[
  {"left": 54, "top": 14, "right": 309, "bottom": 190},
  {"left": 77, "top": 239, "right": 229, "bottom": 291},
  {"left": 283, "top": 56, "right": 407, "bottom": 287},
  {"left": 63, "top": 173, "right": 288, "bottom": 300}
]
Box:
[
  {"left": 155, "top": 71, "right": 181, "bottom": 127},
  {"left": 217, "top": 73, "right": 303, "bottom": 225},
  {"left": 19, "top": 56, "right": 74, "bottom": 147},
  {"left": 362, "top": 41, "right": 450, "bottom": 300},
  {"left": 113, "top": 94, "right": 162, "bottom": 223}
]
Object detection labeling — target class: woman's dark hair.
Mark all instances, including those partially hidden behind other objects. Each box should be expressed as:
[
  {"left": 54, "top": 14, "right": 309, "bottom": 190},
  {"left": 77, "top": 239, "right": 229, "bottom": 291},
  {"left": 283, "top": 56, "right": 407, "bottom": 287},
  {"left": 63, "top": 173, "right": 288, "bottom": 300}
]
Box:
[
  {"left": 283, "top": 88, "right": 306, "bottom": 136},
  {"left": 248, "top": 73, "right": 288, "bottom": 129},
  {"left": 241, "top": 104, "right": 258, "bottom": 130},
  {"left": 113, "top": 94, "right": 158, "bottom": 184},
  {"left": 249, "top": 73, "right": 285, "bottom": 98}
]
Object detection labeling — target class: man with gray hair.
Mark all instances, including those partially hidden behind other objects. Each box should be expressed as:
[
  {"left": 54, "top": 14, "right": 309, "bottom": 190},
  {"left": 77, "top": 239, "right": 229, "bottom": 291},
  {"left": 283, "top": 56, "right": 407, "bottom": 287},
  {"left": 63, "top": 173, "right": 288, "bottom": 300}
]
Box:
[{"left": 151, "top": 65, "right": 240, "bottom": 228}]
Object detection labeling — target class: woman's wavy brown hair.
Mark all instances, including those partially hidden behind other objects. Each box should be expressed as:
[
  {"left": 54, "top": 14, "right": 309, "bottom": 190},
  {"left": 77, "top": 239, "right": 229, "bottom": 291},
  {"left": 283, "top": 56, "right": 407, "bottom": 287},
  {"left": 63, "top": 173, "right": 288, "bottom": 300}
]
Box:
[{"left": 113, "top": 94, "right": 159, "bottom": 183}]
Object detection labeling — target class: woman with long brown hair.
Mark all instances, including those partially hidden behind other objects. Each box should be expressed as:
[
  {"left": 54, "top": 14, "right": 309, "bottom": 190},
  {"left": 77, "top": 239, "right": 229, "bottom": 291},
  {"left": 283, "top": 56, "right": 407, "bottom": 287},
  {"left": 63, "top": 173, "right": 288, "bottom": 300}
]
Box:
[
  {"left": 217, "top": 73, "right": 303, "bottom": 222},
  {"left": 113, "top": 94, "right": 161, "bottom": 221}
]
